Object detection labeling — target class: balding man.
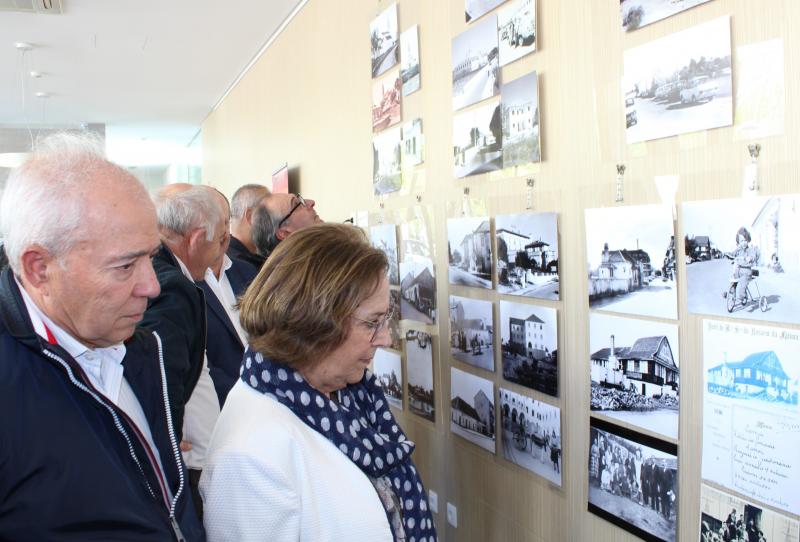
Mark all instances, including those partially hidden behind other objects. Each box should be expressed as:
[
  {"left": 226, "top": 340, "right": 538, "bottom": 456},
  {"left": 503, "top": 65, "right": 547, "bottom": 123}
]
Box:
[
  {"left": 251, "top": 192, "right": 322, "bottom": 259},
  {"left": 0, "top": 133, "right": 204, "bottom": 540},
  {"left": 228, "top": 183, "right": 270, "bottom": 268}
]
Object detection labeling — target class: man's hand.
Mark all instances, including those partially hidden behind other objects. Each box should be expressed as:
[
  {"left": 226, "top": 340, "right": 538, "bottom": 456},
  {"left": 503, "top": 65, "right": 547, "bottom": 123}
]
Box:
[{"left": 180, "top": 440, "right": 193, "bottom": 452}]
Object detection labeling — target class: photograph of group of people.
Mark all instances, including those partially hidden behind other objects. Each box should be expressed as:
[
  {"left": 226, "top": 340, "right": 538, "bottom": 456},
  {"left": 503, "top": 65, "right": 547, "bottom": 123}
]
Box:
[{"left": 700, "top": 484, "right": 800, "bottom": 542}]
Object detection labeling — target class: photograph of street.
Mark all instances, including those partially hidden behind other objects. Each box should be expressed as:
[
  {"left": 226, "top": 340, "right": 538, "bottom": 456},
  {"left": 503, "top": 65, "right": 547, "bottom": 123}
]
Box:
[
  {"left": 372, "top": 68, "right": 401, "bottom": 133},
  {"left": 373, "top": 348, "right": 403, "bottom": 410},
  {"left": 700, "top": 484, "right": 800, "bottom": 542},
  {"left": 590, "top": 313, "right": 680, "bottom": 439},
  {"left": 406, "top": 330, "right": 435, "bottom": 422},
  {"left": 683, "top": 194, "right": 800, "bottom": 325},
  {"left": 372, "top": 127, "right": 402, "bottom": 195},
  {"left": 501, "top": 70, "right": 540, "bottom": 167},
  {"left": 447, "top": 216, "right": 493, "bottom": 289},
  {"left": 451, "top": 366, "right": 495, "bottom": 453},
  {"left": 449, "top": 295, "right": 494, "bottom": 372},
  {"left": 402, "top": 118, "right": 424, "bottom": 167},
  {"left": 499, "top": 387, "right": 561, "bottom": 486},
  {"left": 370, "top": 223, "right": 399, "bottom": 286},
  {"left": 623, "top": 16, "right": 732, "bottom": 144},
  {"left": 495, "top": 212, "right": 558, "bottom": 300},
  {"left": 620, "top": 0, "right": 713, "bottom": 32},
  {"left": 399, "top": 256, "right": 436, "bottom": 324},
  {"left": 400, "top": 25, "right": 421, "bottom": 96},
  {"left": 465, "top": 0, "right": 507, "bottom": 23},
  {"left": 585, "top": 204, "right": 677, "bottom": 320},
  {"left": 500, "top": 300, "right": 558, "bottom": 397},
  {"left": 452, "top": 16, "right": 500, "bottom": 111},
  {"left": 370, "top": 3, "right": 399, "bottom": 78},
  {"left": 498, "top": 0, "right": 536, "bottom": 66},
  {"left": 588, "top": 418, "right": 679, "bottom": 542},
  {"left": 453, "top": 99, "right": 503, "bottom": 178}
]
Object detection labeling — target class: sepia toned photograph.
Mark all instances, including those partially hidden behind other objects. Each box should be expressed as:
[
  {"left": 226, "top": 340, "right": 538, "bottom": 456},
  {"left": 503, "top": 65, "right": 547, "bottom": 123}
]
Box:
[
  {"left": 495, "top": 212, "right": 559, "bottom": 300},
  {"left": 370, "top": 223, "right": 400, "bottom": 286},
  {"left": 389, "top": 290, "right": 401, "bottom": 351},
  {"left": 370, "top": 3, "right": 399, "bottom": 78},
  {"left": 501, "top": 70, "right": 541, "bottom": 167},
  {"left": 372, "top": 68, "right": 402, "bottom": 133},
  {"left": 399, "top": 256, "right": 436, "bottom": 324},
  {"left": 623, "top": 16, "right": 732, "bottom": 144},
  {"left": 401, "top": 118, "right": 424, "bottom": 167},
  {"left": 500, "top": 300, "right": 558, "bottom": 397},
  {"left": 585, "top": 204, "right": 678, "bottom": 320},
  {"left": 590, "top": 313, "right": 680, "bottom": 439},
  {"left": 466, "top": 0, "right": 507, "bottom": 23},
  {"left": 683, "top": 194, "right": 800, "bottom": 325},
  {"left": 400, "top": 25, "right": 421, "bottom": 96},
  {"left": 588, "top": 418, "right": 679, "bottom": 542},
  {"left": 453, "top": 99, "right": 503, "bottom": 178},
  {"left": 620, "top": 0, "right": 714, "bottom": 32},
  {"left": 499, "top": 388, "right": 561, "bottom": 486},
  {"left": 372, "top": 127, "right": 402, "bottom": 195},
  {"left": 406, "top": 330, "right": 435, "bottom": 422},
  {"left": 373, "top": 348, "right": 403, "bottom": 410},
  {"left": 447, "top": 216, "right": 493, "bottom": 289},
  {"left": 450, "top": 366, "right": 495, "bottom": 453},
  {"left": 449, "top": 295, "right": 494, "bottom": 372},
  {"left": 498, "top": 0, "right": 536, "bottom": 66},
  {"left": 700, "top": 484, "right": 800, "bottom": 542},
  {"left": 452, "top": 16, "right": 500, "bottom": 111}
]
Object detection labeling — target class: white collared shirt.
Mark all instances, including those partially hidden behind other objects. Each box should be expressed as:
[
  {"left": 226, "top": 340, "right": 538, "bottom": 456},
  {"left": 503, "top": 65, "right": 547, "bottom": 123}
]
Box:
[{"left": 203, "top": 254, "right": 248, "bottom": 348}]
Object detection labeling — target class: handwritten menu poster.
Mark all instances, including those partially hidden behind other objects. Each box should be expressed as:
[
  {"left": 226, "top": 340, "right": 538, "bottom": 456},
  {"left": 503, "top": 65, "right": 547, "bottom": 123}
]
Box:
[{"left": 702, "top": 320, "right": 800, "bottom": 514}]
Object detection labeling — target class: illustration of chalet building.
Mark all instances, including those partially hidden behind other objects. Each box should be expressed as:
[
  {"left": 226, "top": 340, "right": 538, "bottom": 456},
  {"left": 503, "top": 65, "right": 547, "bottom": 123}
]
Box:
[
  {"left": 400, "top": 266, "right": 435, "bottom": 318},
  {"left": 590, "top": 335, "right": 679, "bottom": 397},
  {"left": 708, "top": 351, "right": 795, "bottom": 402},
  {"left": 457, "top": 220, "right": 492, "bottom": 277},
  {"left": 508, "top": 313, "right": 549, "bottom": 360}
]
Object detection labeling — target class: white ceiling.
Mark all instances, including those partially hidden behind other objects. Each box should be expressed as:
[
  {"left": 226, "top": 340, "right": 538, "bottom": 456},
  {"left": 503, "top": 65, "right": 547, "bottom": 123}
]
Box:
[{"left": 0, "top": 0, "right": 303, "bottom": 163}]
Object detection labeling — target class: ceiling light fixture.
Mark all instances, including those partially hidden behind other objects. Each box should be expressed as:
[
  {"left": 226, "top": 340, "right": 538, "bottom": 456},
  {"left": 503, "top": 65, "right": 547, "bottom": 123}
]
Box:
[{"left": 15, "top": 42, "right": 34, "bottom": 51}]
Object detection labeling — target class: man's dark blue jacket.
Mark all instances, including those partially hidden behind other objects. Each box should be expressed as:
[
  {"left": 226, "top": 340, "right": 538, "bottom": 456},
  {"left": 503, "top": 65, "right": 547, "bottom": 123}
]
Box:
[{"left": 0, "top": 269, "right": 205, "bottom": 541}]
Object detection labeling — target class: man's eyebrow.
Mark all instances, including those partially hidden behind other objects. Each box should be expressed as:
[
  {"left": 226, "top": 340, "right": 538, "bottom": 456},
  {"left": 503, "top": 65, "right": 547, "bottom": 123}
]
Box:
[{"left": 106, "top": 247, "right": 159, "bottom": 264}]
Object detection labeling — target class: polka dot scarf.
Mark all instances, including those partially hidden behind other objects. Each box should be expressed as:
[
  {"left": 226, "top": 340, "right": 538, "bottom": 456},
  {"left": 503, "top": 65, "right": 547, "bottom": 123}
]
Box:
[{"left": 241, "top": 348, "right": 438, "bottom": 542}]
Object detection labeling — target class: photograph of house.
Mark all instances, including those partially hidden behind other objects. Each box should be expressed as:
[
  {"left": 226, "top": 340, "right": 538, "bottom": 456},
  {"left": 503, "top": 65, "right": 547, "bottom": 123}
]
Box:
[
  {"left": 399, "top": 214, "right": 432, "bottom": 261},
  {"left": 449, "top": 295, "right": 494, "bottom": 372},
  {"left": 373, "top": 348, "right": 403, "bottom": 409},
  {"left": 620, "top": 0, "right": 713, "bottom": 32},
  {"left": 370, "top": 223, "right": 399, "bottom": 286},
  {"left": 500, "top": 300, "right": 558, "bottom": 397},
  {"left": 495, "top": 212, "right": 558, "bottom": 300},
  {"left": 400, "top": 256, "right": 436, "bottom": 324},
  {"left": 400, "top": 25, "right": 421, "bottom": 96},
  {"left": 451, "top": 367, "right": 495, "bottom": 453},
  {"left": 448, "top": 216, "right": 493, "bottom": 289},
  {"left": 372, "top": 127, "right": 402, "bottom": 195},
  {"left": 402, "top": 118, "right": 424, "bottom": 167},
  {"left": 498, "top": 0, "right": 536, "bottom": 66},
  {"left": 452, "top": 15, "right": 500, "bottom": 111},
  {"left": 372, "top": 68, "right": 401, "bottom": 133},
  {"left": 453, "top": 99, "right": 503, "bottom": 178},
  {"left": 501, "top": 70, "right": 540, "bottom": 167},
  {"left": 407, "top": 330, "right": 435, "bottom": 422},
  {"left": 370, "top": 3, "right": 399, "bottom": 77}
]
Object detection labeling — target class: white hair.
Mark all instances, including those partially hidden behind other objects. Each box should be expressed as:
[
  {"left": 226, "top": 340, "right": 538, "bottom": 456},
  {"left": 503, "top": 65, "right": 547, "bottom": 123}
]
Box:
[
  {"left": 0, "top": 131, "right": 144, "bottom": 273},
  {"left": 152, "top": 184, "right": 223, "bottom": 241},
  {"left": 230, "top": 183, "right": 269, "bottom": 222}
]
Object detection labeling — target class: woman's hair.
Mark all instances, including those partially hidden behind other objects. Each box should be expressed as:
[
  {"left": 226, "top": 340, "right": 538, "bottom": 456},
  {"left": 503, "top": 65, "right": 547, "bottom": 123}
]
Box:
[
  {"left": 240, "top": 223, "right": 389, "bottom": 369},
  {"left": 736, "top": 226, "right": 751, "bottom": 244}
]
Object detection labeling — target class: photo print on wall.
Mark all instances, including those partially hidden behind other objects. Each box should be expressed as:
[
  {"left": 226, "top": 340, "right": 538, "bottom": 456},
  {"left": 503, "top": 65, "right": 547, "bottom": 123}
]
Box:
[
  {"left": 370, "top": 223, "right": 400, "bottom": 287},
  {"left": 401, "top": 118, "right": 424, "bottom": 167},
  {"left": 620, "top": 0, "right": 714, "bottom": 32},
  {"left": 372, "top": 68, "right": 402, "bottom": 133},
  {"left": 399, "top": 256, "right": 436, "bottom": 325},
  {"left": 453, "top": 98, "right": 503, "bottom": 178},
  {"left": 500, "top": 300, "right": 558, "bottom": 397},
  {"left": 588, "top": 417, "right": 679, "bottom": 542},
  {"left": 585, "top": 204, "right": 678, "bottom": 320},
  {"left": 447, "top": 216, "right": 493, "bottom": 289},
  {"left": 465, "top": 0, "right": 507, "bottom": 23},
  {"left": 449, "top": 295, "right": 494, "bottom": 372},
  {"left": 498, "top": 0, "right": 536, "bottom": 67},
  {"left": 388, "top": 290, "right": 402, "bottom": 351},
  {"left": 452, "top": 15, "right": 500, "bottom": 111},
  {"left": 499, "top": 387, "right": 562, "bottom": 486},
  {"left": 495, "top": 211, "right": 558, "bottom": 300},
  {"left": 589, "top": 313, "right": 680, "bottom": 440},
  {"left": 400, "top": 25, "right": 421, "bottom": 96},
  {"left": 623, "top": 16, "right": 732, "bottom": 144},
  {"left": 406, "top": 330, "right": 435, "bottom": 422},
  {"left": 501, "top": 70, "right": 541, "bottom": 167},
  {"left": 372, "top": 126, "right": 402, "bottom": 195},
  {"left": 683, "top": 194, "right": 800, "bottom": 326},
  {"left": 400, "top": 214, "right": 433, "bottom": 261},
  {"left": 370, "top": 3, "right": 399, "bottom": 78},
  {"left": 450, "top": 366, "right": 496, "bottom": 453},
  {"left": 700, "top": 484, "right": 800, "bottom": 542},
  {"left": 373, "top": 348, "right": 403, "bottom": 410}
]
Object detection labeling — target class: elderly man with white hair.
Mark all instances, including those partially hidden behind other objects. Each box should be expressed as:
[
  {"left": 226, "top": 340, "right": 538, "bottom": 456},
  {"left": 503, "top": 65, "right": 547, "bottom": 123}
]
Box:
[{"left": 0, "top": 133, "right": 205, "bottom": 541}]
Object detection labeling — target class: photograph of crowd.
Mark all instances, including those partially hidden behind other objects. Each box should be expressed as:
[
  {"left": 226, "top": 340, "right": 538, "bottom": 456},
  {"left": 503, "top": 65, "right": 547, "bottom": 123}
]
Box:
[
  {"left": 372, "top": 127, "right": 402, "bottom": 195},
  {"left": 450, "top": 367, "right": 496, "bottom": 453},
  {"left": 447, "top": 216, "right": 493, "bottom": 289},
  {"left": 495, "top": 211, "right": 559, "bottom": 300},
  {"left": 623, "top": 16, "right": 732, "bottom": 144},
  {"left": 373, "top": 348, "right": 403, "bottom": 410},
  {"left": 465, "top": 0, "right": 506, "bottom": 23},
  {"left": 585, "top": 204, "right": 677, "bottom": 320},
  {"left": 620, "top": 0, "right": 713, "bottom": 32},
  {"left": 452, "top": 15, "right": 500, "bottom": 111},
  {"left": 370, "top": 2, "right": 399, "bottom": 78},
  {"left": 406, "top": 330, "right": 435, "bottom": 422},
  {"left": 449, "top": 295, "right": 494, "bottom": 372},
  {"left": 683, "top": 194, "right": 800, "bottom": 325},
  {"left": 700, "top": 484, "right": 800, "bottom": 542},
  {"left": 399, "top": 256, "right": 436, "bottom": 324},
  {"left": 498, "top": 0, "right": 536, "bottom": 66},
  {"left": 499, "top": 387, "right": 561, "bottom": 486},
  {"left": 501, "top": 70, "right": 541, "bottom": 167},
  {"left": 400, "top": 24, "right": 421, "bottom": 96},
  {"left": 588, "top": 418, "right": 679, "bottom": 542},
  {"left": 370, "top": 223, "right": 400, "bottom": 286},
  {"left": 372, "top": 68, "right": 402, "bottom": 133},
  {"left": 500, "top": 300, "right": 558, "bottom": 397},
  {"left": 453, "top": 99, "right": 503, "bottom": 178},
  {"left": 402, "top": 118, "right": 424, "bottom": 167}
]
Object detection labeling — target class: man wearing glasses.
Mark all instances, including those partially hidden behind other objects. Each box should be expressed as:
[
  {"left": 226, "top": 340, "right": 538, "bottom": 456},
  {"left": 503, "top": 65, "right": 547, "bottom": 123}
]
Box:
[{"left": 251, "top": 193, "right": 322, "bottom": 260}]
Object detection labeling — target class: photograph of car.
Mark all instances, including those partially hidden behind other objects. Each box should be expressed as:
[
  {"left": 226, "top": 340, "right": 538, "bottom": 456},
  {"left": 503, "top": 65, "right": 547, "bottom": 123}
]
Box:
[{"left": 680, "top": 75, "right": 718, "bottom": 104}]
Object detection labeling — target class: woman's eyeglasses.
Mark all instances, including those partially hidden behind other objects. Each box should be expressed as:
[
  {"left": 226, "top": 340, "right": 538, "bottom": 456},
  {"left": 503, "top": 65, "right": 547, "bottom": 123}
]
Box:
[{"left": 352, "top": 301, "right": 397, "bottom": 342}]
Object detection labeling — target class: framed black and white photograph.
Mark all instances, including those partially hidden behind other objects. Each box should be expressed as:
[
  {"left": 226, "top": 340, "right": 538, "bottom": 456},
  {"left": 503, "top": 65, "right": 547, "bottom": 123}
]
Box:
[
  {"left": 450, "top": 366, "right": 495, "bottom": 453},
  {"left": 590, "top": 313, "right": 680, "bottom": 439},
  {"left": 373, "top": 348, "right": 403, "bottom": 410},
  {"left": 399, "top": 256, "right": 436, "bottom": 324},
  {"left": 620, "top": 0, "right": 714, "bottom": 32},
  {"left": 453, "top": 99, "right": 503, "bottom": 178},
  {"left": 683, "top": 194, "right": 800, "bottom": 325},
  {"left": 585, "top": 204, "right": 678, "bottom": 320},
  {"left": 400, "top": 214, "right": 433, "bottom": 260},
  {"left": 452, "top": 16, "right": 500, "bottom": 111},
  {"left": 406, "top": 330, "right": 435, "bottom": 422},
  {"left": 495, "top": 212, "right": 558, "bottom": 300},
  {"left": 370, "top": 223, "right": 400, "bottom": 286},
  {"left": 499, "top": 388, "right": 561, "bottom": 486},
  {"left": 402, "top": 118, "right": 424, "bottom": 167},
  {"left": 623, "top": 16, "right": 732, "bottom": 144},
  {"left": 389, "top": 290, "right": 402, "bottom": 351},
  {"left": 447, "top": 216, "right": 493, "bottom": 289},
  {"left": 588, "top": 417, "right": 679, "bottom": 542},
  {"left": 700, "top": 484, "right": 800, "bottom": 542},
  {"left": 498, "top": 0, "right": 536, "bottom": 67},
  {"left": 465, "top": 0, "right": 507, "bottom": 23},
  {"left": 500, "top": 300, "right": 558, "bottom": 397},
  {"left": 372, "top": 68, "right": 402, "bottom": 133},
  {"left": 449, "top": 295, "right": 494, "bottom": 372},
  {"left": 501, "top": 70, "right": 540, "bottom": 167},
  {"left": 400, "top": 25, "right": 421, "bottom": 96},
  {"left": 372, "top": 127, "right": 402, "bottom": 196},
  {"left": 370, "top": 3, "right": 399, "bottom": 78}
]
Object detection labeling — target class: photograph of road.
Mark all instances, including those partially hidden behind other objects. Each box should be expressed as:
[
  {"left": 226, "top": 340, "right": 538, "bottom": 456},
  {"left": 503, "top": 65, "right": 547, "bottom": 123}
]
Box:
[
  {"left": 495, "top": 212, "right": 559, "bottom": 300},
  {"left": 620, "top": 0, "right": 713, "bottom": 32},
  {"left": 447, "top": 216, "right": 493, "bottom": 289},
  {"left": 449, "top": 295, "right": 494, "bottom": 372},
  {"left": 372, "top": 127, "right": 402, "bottom": 195},
  {"left": 400, "top": 25, "right": 421, "bottom": 96},
  {"left": 453, "top": 99, "right": 503, "bottom": 178},
  {"left": 498, "top": 0, "right": 535, "bottom": 66},
  {"left": 370, "top": 3, "right": 399, "bottom": 78},
  {"left": 501, "top": 70, "right": 540, "bottom": 167},
  {"left": 373, "top": 348, "right": 403, "bottom": 410},
  {"left": 500, "top": 300, "right": 558, "bottom": 397},
  {"left": 372, "top": 68, "right": 401, "bottom": 133},
  {"left": 452, "top": 15, "right": 500, "bottom": 111},
  {"left": 451, "top": 367, "right": 495, "bottom": 453},
  {"left": 623, "top": 16, "right": 732, "bottom": 144},
  {"left": 406, "top": 330, "right": 435, "bottom": 422},
  {"left": 465, "top": 0, "right": 507, "bottom": 23}
]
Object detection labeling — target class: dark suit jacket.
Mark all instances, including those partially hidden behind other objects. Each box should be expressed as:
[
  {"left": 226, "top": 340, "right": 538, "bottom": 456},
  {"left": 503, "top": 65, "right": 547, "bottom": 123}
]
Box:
[
  {"left": 198, "top": 258, "right": 257, "bottom": 406},
  {"left": 140, "top": 245, "right": 206, "bottom": 440},
  {"left": 227, "top": 236, "right": 266, "bottom": 269}
]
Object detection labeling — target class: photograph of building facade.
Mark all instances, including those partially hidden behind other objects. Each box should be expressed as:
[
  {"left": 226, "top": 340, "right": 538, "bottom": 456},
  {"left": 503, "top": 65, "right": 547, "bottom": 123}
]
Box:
[
  {"left": 402, "top": 118, "right": 424, "bottom": 167},
  {"left": 495, "top": 212, "right": 559, "bottom": 300},
  {"left": 453, "top": 99, "right": 504, "bottom": 178},
  {"left": 449, "top": 295, "right": 494, "bottom": 372},
  {"left": 448, "top": 216, "right": 493, "bottom": 289},
  {"left": 407, "top": 330, "right": 435, "bottom": 422},
  {"left": 400, "top": 257, "right": 436, "bottom": 324},
  {"left": 500, "top": 300, "right": 558, "bottom": 397},
  {"left": 373, "top": 348, "right": 403, "bottom": 410},
  {"left": 450, "top": 367, "right": 496, "bottom": 453},
  {"left": 501, "top": 70, "right": 541, "bottom": 167},
  {"left": 372, "top": 126, "right": 402, "bottom": 195},
  {"left": 370, "top": 223, "right": 400, "bottom": 286}
]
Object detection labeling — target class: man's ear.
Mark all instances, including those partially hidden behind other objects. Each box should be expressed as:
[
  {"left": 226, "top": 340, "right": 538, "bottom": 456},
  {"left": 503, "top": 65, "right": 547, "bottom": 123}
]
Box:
[
  {"left": 20, "top": 245, "right": 53, "bottom": 289},
  {"left": 187, "top": 228, "right": 207, "bottom": 253},
  {"left": 243, "top": 207, "right": 254, "bottom": 225},
  {"left": 276, "top": 226, "right": 291, "bottom": 241}
]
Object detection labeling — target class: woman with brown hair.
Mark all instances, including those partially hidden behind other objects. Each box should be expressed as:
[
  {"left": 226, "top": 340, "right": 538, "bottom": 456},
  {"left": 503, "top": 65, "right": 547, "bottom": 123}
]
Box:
[{"left": 200, "top": 223, "right": 437, "bottom": 542}]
